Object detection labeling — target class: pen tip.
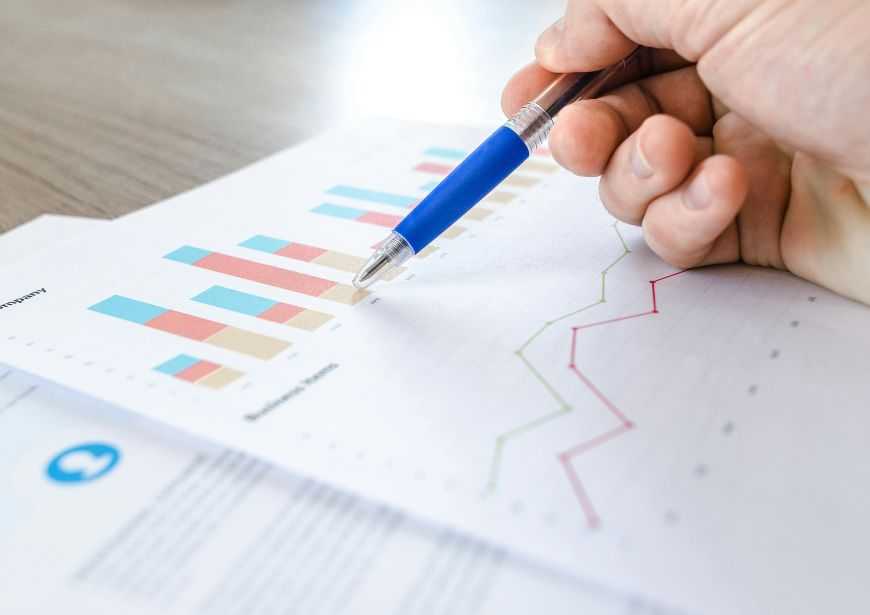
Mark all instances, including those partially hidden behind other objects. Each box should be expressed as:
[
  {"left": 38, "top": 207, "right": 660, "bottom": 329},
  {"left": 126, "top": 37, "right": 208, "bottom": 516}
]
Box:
[{"left": 353, "top": 252, "right": 391, "bottom": 290}]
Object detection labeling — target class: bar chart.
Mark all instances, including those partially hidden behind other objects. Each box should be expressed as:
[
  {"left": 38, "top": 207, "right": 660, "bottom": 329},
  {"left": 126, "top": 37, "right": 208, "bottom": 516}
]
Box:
[
  {"left": 326, "top": 185, "right": 418, "bottom": 209},
  {"left": 154, "top": 354, "right": 244, "bottom": 389},
  {"left": 89, "top": 296, "right": 290, "bottom": 359},
  {"left": 414, "top": 162, "right": 542, "bottom": 189},
  {"left": 87, "top": 141, "right": 554, "bottom": 380},
  {"left": 193, "top": 286, "right": 333, "bottom": 332},
  {"left": 311, "top": 203, "right": 401, "bottom": 229},
  {"left": 310, "top": 204, "right": 468, "bottom": 239},
  {"left": 164, "top": 246, "right": 367, "bottom": 305}
]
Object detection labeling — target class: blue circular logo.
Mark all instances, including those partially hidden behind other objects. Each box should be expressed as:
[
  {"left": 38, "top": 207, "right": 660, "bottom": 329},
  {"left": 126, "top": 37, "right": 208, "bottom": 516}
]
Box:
[{"left": 45, "top": 443, "right": 121, "bottom": 484}]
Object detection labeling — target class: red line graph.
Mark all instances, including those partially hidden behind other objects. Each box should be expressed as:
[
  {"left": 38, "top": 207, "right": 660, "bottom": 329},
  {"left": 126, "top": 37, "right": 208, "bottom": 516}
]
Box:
[{"left": 558, "top": 270, "right": 687, "bottom": 529}]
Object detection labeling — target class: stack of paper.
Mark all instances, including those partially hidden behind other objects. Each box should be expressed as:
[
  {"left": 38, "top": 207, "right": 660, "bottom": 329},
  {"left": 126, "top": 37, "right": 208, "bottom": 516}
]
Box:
[{"left": 1, "top": 119, "right": 868, "bottom": 615}]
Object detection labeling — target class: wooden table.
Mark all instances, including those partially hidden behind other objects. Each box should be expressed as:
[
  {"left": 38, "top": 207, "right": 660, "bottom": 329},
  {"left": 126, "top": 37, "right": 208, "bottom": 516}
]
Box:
[{"left": 0, "top": 0, "right": 561, "bottom": 231}]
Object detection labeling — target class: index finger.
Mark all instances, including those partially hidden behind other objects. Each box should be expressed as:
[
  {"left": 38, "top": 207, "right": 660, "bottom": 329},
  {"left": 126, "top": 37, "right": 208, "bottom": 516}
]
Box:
[
  {"left": 534, "top": 0, "right": 755, "bottom": 72},
  {"left": 501, "top": 49, "right": 690, "bottom": 117}
]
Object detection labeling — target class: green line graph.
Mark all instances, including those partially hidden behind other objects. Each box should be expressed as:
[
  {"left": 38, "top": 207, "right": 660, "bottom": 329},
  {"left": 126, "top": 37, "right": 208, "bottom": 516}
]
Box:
[{"left": 484, "top": 222, "right": 631, "bottom": 493}]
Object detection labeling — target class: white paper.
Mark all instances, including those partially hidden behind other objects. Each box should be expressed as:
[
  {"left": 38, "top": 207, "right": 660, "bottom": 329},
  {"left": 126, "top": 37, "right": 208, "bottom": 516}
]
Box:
[
  {"left": 0, "top": 215, "right": 107, "bottom": 262},
  {"left": 0, "top": 120, "right": 868, "bottom": 615},
  {"left": 2, "top": 370, "right": 671, "bottom": 615},
  {"left": 0, "top": 216, "right": 670, "bottom": 614}
]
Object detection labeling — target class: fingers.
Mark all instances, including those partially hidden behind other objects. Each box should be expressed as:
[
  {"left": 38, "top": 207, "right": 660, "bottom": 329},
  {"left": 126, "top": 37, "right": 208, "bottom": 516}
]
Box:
[
  {"left": 534, "top": 0, "right": 755, "bottom": 72},
  {"left": 542, "top": 66, "right": 713, "bottom": 176},
  {"left": 502, "top": 50, "right": 694, "bottom": 120},
  {"left": 712, "top": 113, "right": 793, "bottom": 269},
  {"left": 535, "top": 5, "right": 636, "bottom": 72},
  {"left": 599, "top": 66, "right": 715, "bottom": 136},
  {"left": 598, "top": 115, "right": 698, "bottom": 223},
  {"left": 642, "top": 155, "right": 749, "bottom": 268},
  {"left": 549, "top": 100, "right": 627, "bottom": 177},
  {"left": 501, "top": 63, "right": 558, "bottom": 116}
]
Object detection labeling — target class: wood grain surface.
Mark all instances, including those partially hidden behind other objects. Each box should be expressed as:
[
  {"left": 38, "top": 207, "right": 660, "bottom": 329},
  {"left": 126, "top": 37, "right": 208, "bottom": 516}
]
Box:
[{"left": 0, "top": 0, "right": 561, "bottom": 231}]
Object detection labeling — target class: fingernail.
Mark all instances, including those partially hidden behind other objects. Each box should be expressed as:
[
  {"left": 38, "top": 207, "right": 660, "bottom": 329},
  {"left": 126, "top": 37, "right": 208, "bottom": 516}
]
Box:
[
  {"left": 536, "top": 17, "right": 565, "bottom": 51},
  {"left": 685, "top": 173, "right": 712, "bottom": 210},
  {"left": 630, "top": 136, "right": 654, "bottom": 178}
]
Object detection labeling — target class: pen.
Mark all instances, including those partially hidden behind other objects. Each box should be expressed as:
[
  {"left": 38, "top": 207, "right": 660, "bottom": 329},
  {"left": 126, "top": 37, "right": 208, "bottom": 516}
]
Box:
[{"left": 352, "top": 47, "right": 648, "bottom": 289}]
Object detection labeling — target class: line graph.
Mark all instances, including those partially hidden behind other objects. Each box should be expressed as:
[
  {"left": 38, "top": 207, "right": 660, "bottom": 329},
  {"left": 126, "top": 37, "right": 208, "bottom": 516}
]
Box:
[
  {"left": 558, "top": 269, "right": 687, "bottom": 528},
  {"left": 484, "top": 222, "right": 631, "bottom": 492}
]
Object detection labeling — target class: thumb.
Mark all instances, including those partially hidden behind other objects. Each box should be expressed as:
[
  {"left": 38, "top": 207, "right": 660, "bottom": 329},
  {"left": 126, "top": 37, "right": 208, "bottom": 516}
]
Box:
[
  {"left": 534, "top": 0, "right": 756, "bottom": 72},
  {"left": 535, "top": 6, "right": 635, "bottom": 72}
]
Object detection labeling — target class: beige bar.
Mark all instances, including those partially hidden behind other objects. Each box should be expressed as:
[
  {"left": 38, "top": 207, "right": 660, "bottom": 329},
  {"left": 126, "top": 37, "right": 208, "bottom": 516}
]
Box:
[
  {"left": 462, "top": 207, "right": 493, "bottom": 222},
  {"left": 417, "top": 245, "right": 439, "bottom": 259},
  {"left": 520, "top": 159, "right": 559, "bottom": 174},
  {"left": 485, "top": 191, "right": 517, "bottom": 205},
  {"left": 320, "top": 284, "right": 369, "bottom": 305},
  {"left": 198, "top": 367, "right": 244, "bottom": 389},
  {"left": 440, "top": 225, "right": 466, "bottom": 239},
  {"left": 286, "top": 309, "right": 333, "bottom": 331},
  {"left": 502, "top": 174, "right": 540, "bottom": 188},
  {"left": 313, "top": 250, "right": 366, "bottom": 273},
  {"left": 206, "top": 326, "right": 290, "bottom": 360}
]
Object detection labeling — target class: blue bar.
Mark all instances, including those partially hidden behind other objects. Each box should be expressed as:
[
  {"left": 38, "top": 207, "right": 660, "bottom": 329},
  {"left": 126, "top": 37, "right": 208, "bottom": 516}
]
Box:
[
  {"left": 311, "top": 203, "right": 365, "bottom": 219},
  {"left": 239, "top": 235, "right": 290, "bottom": 254},
  {"left": 420, "top": 180, "right": 440, "bottom": 191},
  {"left": 424, "top": 147, "right": 467, "bottom": 160},
  {"left": 193, "top": 286, "right": 276, "bottom": 317},
  {"left": 165, "top": 246, "right": 211, "bottom": 264},
  {"left": 89, "top": 295, "right": 167, "bottom": 324},
  {"left": 326, "top": 185, "right": 416, "bottom": 208},
  {"left": 155, "top": 354, "right": 200, "bottom": 376}
]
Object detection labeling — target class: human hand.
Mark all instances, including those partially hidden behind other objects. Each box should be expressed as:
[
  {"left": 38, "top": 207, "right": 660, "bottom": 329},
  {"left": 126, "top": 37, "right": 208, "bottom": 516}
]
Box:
[{"left": 503, "top": 0, "right": 870, "bottom": 304}]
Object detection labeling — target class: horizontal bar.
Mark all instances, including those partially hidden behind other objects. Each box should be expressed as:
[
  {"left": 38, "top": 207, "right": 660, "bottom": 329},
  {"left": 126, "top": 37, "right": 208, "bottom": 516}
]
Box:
[
  {"left": 414, "top": 161, "right": 453, "bottom": 176},
  {"left": 194, "top": 285, "right": 276, "bottom": 316},
  {"left": 357, "top": 211, "right": 401, "bottom": 228},
  {"left": 424, "top": 147, "right": 467, "bottom": 160},
  {"left": 520, "top": 159, "right": 559, "bottom": 174},
  {"left": 240, "top": 235, "right": 365, "bottom": 274},
  {"left": 238, "top": 235, "right": 289, "bottom": 253},
  {"left": 199, "top": 367, "right": 244, "bottom": 389},
  {"left": 166, "top": 246, "right": 365, "bottom": 304},
  {"left": 90, "top": 295, "right": 167, "bottom": 324},
  {"left": 485, "top": 191, "right": 517, "bottom": 205},
  {"left": 92, "top": 295, "right": 291, "bottom": 359},
  {"left": 441, "top": 226, "right": 467, "bottom": 239},
  {"left": 154, "top": 354, "right": 244, "bottom": 389},
  {"left": 311, "top": 203, "right": 363, "bottom": 219},
  {"left": 462, "top": 207, "right": 493, "bottom": 222},
  {"left": 502, "top": 175, "right": 541, "bottom": 188},
  {"left": 311, "top": 204, "right": 401, "bottom": 229},
  {"left": 206, "top": 326, "right": 289, "bottom": 359},
  {"left": 155, "top": 353, "right": 200, "bottom": 376},
  {"left": 146, "top": 310, "right": 226, "bottom": 341},
  {"left": 193, "top": 285, "right": 332, "bottom": 330},
  {"left": 177, "top": 360, "right": 221, "bottom": 383},
  {"left": 327, "top": 185, "right": 417, "bottom": 208},
  {"left": 414, "top": 161, "right": 540, "bottom": 189}
]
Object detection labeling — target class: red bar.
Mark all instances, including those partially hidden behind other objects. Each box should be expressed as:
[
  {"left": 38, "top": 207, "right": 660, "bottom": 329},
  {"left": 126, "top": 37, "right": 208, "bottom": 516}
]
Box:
[
  {"left": 194, "top": 252, "right": 337, "bottom": 297},
  {"left": 415, "top": 162, "right": 453, "bottom": 175},
  {"left": 358, "top": 211, "right": 401, "bottom": 228},
  {"left": 276, "top": 243, "right": 328, "bottom": 262},
  {"left": 259, "top": 303, "right": 304, "bottom": 323},
  {"left": 146, "top": 310, "right": 226, "bottom": 341},
  {"left": 176, "top": 360, "right": 221, "bottom": 382}
]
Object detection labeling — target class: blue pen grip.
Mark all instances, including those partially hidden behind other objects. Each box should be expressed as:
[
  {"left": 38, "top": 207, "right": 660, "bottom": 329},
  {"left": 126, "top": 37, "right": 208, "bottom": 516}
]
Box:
[{"left": 396, "top": 126, "right": 529, "bottom": 252}]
